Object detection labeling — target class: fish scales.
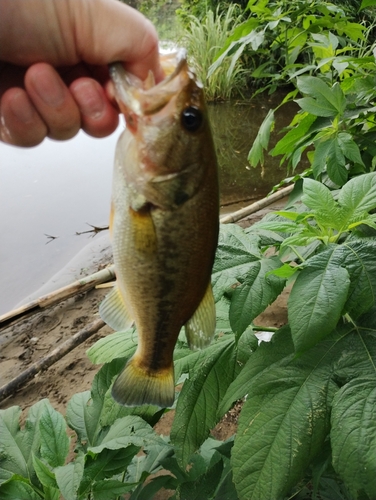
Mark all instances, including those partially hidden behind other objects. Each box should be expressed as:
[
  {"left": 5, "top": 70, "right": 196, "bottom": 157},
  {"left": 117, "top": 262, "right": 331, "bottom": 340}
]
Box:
[{"left": 100, "top": 50, "right": 219, "bottom": 407}]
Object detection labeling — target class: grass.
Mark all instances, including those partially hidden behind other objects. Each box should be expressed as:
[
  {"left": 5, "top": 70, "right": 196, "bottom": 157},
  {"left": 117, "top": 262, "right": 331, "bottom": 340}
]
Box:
[{"left": 181, "top": 5, "right": 250, "bottom": 101}]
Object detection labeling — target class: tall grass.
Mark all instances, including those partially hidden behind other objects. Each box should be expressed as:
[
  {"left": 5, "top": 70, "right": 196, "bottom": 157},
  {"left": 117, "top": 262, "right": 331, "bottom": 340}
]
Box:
[{"left": 181, "top": 6, "right": 249, "bottom": 101}]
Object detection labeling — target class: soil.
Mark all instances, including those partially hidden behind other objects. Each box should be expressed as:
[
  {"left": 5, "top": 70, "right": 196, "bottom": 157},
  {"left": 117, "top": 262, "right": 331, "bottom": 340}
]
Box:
[{"left": 0, "top": 202, "right": 288, "bottom": 498}]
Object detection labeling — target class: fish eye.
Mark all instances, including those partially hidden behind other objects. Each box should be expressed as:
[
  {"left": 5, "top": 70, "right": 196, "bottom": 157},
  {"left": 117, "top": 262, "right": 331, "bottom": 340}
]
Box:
[{"left": 181, "top": 107, "right": 203, "bottom": 132}]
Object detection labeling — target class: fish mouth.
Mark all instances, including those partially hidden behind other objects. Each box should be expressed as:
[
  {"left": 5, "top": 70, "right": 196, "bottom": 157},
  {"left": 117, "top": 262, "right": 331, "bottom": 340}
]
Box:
[{"left": 109, "top": 49, "right": 199, "bottom": 117}]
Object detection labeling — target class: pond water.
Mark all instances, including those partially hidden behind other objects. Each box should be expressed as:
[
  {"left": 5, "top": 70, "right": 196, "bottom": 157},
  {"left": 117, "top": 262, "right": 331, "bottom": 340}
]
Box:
[{"left": 0, "top": 98, "right": 299, "bottom": 315}]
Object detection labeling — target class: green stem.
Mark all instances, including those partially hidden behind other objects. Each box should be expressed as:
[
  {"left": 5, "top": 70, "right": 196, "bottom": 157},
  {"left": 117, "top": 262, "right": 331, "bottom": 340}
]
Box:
[
  {"left": 252, "top": 325, "right": 278, "bottom": 332},
  {"left": 290, "top": 246, "right": 305, "bottom": 263}
]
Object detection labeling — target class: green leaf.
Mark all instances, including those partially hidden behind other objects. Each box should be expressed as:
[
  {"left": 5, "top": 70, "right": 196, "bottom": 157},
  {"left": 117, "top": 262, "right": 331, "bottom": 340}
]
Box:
[
  {"left": 301, "top": 178, "right": 338, "bottom": 215},
  {"left": 307, "top": 240, "right": 376, "bottom": 319},
  {"left": 55, "top": 454, "right": 84, "bottom": 500},
  {"left": 248, "top": 109, "right": 275, "bottom": 167},
  {"left": 360, "top": 0, "right": 376, "bottom": 10},
  {"left": 212, "top": 224, "right": 261, "bottom": 302},
  {"left": 79, "top": 446, "right": 140, "bottom": 496},
  {"left": 130, "top": 474, "right": 177, "bottom": 500},
  {"left": 338, "top": 172, "right": 376, "bottom": 225},
  {"left": 326, "top": 137, "right": 348, "bottom": 186},
  {"left": 229, "top": 257, "right": 286, "bottom": 335},
  {"left": 32, "top": 455, "right": 58, "bottom": 489},
  {"left": 0, "top": 399, "right": 50, "bottom": 485},
  {"left": 337, "top": 132, "right": 365, "bottom": 167},
  {"left": 296, "top": 97, "right": 339, "bottom": 117},
  {"left": 0, "top": 476, "right": 41, "bottom": 500},
  {"left": 87, "top": 328, "right": 137, "bottom": 364},
  {"left": 271, "top": 113, "right": 316, "bottom": 156},
  {"left": 91, "top": 479, "right": 136, "bottom": 500},
  {"left": 179, "top": 459, "right": 224, "bottom": 500},
  {"left": 312, "top": 137, "right": 334, "bottom": 178},
  {"left": 331, "top": 376, "right": 376, "bottom": 499},
  {"left": 296, "top": 77, "right": 345, "bottom": 115},
  {"left": 231, "top": 332, "right": 338, "bottom": 500},
  {"left": 171, "top": 339, "right": 239, "bottom": 466},
  {"left": 39, "top": 404, "right": 69, "bottom": 468},
  {"left": 88, "top": 416, "right": 166, "bottom": 455},
  {"left": 288, "top": 265, "right": 350, "bottom": 352},
  {"left": 219, "top": 326, "right": 295, "bottom": 416}
]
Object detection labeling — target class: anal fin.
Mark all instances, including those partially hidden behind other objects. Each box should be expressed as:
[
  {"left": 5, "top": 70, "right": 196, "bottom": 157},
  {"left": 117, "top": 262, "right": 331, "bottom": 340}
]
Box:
[
  {"left": 112, "top": 356, "right": 175, "bottom": 407},
  {"left": 99, "top": 284, "right": 133, "bottom": 332},
  {"left": 185, "top": 283, "right": 216, "bottom": 350}
]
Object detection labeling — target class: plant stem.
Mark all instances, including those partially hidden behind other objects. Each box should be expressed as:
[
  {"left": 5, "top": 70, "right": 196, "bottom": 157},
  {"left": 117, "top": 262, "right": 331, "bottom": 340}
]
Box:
[
  {"left": 253, "top": 325, "right": 278, "bottom": 332},
  {"left": 290, "top": 246, "right": 306, "bottom": 263}
]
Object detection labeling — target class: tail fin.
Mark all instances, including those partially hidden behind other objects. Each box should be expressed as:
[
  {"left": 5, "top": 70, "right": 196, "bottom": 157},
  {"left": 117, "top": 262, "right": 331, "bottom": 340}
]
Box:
[{"left": 112, "top": 357, "right": 175, "bottom": 408}]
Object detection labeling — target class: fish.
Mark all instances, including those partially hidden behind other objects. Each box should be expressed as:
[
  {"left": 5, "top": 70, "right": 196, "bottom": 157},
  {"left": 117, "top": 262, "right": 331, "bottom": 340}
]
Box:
[{"left": 99, "top": 49, "right": 219, "bottom": 407}]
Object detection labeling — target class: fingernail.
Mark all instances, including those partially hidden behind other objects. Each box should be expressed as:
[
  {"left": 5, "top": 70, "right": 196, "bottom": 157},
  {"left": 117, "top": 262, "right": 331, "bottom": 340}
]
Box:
[
  {"left": 0, "top": 112, "right": 13, "bottom": 143},
  {"left": 8, "top": 89, "right": 35, "bottom": 124},
  {"left": 75, "top": 81, "right": 105, "bottom": 120}
]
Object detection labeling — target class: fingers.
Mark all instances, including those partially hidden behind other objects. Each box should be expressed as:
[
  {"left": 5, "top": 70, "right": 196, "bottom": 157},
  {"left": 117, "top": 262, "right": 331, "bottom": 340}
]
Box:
[
  {"left": 0, "top": 87, "right": 47, "bottom": 146},
  {"left": 24, "top": 63, "right": 81, "bottom": 141},
  {"left": 69, "top": 77, "right": 119, "bottom": 138},
  {"left": 0, "top": 63, "right": 119, "bottom": 147}
]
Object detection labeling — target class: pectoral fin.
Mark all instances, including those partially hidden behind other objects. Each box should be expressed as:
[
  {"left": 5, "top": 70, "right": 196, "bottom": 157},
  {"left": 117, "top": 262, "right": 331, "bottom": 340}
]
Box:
[
  {"left": 185, "top": 283, "right": 216, "bottom": 350},
  {"left": 99, "top": 284, "right": 133, "bottom": 331},
  {"left": 129, "top": 206, "right": 157, "bottom": 254}
]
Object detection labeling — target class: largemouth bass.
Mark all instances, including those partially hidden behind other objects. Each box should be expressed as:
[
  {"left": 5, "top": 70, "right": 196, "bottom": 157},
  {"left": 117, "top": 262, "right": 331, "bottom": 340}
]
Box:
[{"left": 100, "top": 50, "right": 219, "bottom": 407}]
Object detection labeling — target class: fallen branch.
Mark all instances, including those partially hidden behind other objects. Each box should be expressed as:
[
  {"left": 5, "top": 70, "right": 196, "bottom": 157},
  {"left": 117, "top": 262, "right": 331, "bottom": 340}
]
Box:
[
  {"left": 220, "top": 184, "right": 294, "bottom": 224},
  {"left": 0, "top": 318, "right": 105, "bottom": 403},
  {"left": 0, "top": 265, "right": 115, "bottom": 329}
]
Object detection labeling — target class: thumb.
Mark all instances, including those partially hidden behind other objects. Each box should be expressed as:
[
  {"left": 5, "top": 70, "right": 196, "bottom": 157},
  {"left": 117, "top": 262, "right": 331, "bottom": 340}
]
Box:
[{"left": 70, "top": 0, "right": 164, "bottom": 82}]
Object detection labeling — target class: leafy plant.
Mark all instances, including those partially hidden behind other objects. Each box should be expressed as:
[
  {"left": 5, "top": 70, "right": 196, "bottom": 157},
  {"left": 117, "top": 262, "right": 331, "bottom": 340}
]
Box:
[{"left": 181, "top": 5, "right": 250, "bottom": 100}]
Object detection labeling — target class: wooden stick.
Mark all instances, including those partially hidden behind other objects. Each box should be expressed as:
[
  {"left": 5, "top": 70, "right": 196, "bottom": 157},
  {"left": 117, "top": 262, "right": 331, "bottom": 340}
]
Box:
[
  {"left": 0, "top": 265, "right": 115, "bottom": 329},
  {"left": 0, "top": 318, "right": 105, "bottom": 403},
  {"left": 220, "top": 184, "right": 294, "bottom": 224}
]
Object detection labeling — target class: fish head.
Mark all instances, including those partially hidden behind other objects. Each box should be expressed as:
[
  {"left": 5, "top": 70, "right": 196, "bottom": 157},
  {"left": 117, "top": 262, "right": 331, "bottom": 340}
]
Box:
[{"left": 110, "top": 49, "right": 217, "bottom": 210}]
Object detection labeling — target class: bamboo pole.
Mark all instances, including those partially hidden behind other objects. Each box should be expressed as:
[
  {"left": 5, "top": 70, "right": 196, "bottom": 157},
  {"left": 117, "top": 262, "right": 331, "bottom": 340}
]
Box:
[
  {"left": 0, "top": 318, "right": 105, "bottom": 403},
  {"left": 220, "top": 184, "right": 293, "bottom": 224},
  {"left": 0, "top": 265, "right": 115, "bottom": 329}
]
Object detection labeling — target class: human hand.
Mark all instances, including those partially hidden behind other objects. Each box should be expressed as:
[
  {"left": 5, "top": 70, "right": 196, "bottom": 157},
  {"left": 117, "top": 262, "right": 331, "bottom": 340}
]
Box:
[{"left": 0, "top": 0, "right": 163, "bottom": 147}]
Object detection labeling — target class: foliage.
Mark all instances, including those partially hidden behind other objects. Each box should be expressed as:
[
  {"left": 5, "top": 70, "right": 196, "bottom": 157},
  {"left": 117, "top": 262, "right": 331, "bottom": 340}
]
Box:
[
  {"left": 181, "top": 5, "right": 250, "bottom": 100},
  {"left": 2, "top": 170, "right": 375, "bottom": 498},
  {"left": 209, "top": 0, "right": 373, "bottom": 93}
]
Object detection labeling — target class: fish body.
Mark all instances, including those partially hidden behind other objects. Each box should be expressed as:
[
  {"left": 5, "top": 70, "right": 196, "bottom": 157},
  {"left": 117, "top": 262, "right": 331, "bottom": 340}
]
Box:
[{"left": 100, "top": 50, "right": 219, "bottom": 407}]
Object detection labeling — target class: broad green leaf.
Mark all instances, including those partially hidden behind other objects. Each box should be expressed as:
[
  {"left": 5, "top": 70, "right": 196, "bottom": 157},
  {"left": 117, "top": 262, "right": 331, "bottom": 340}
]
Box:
[
  {"left": 88, "top": 416, "right": 166, "bottom": 455},
  {"left": 212, "top": 224, "right": 261, "bottom": 302},
  {"left": 337, "top": 132, "right": 365, "bottom": 167},
  {"left": 130, "top": 474, "right": 177, "bottom": 500},
  {"left": 296, "top": 97, "right": 339, "bottom": 117},
  {"left": 66, "top": 359, "right": 126, "bottom": 448},
  {"left": 248, "top": 109, "right": 274, "bottom": 167},
  {"left": 301, "top": 178, "right": 338, "bottom": 215},
  {"left": 79, "top": 446, "right": 140, "bottom": 496},
  {"left": 307, "top": 240, "right": 376, "bottom": 319},
  {"left": 296, "top": 77, "right": 345, "bottom": 115},
  {"left": 288, "top": 265, "right": 350, "bottom": 352},
  {"left": 229, "top": 257, "right": 286, "bottom": 335},
  {"left": 338, "top": 172, "right": 376, "bottom": 225},
  {"left": 39, "top": 404, "right": 69, "bottom": 468},
  {"left": 171, "top": 339, "right": 239, "bottom": 466},
  {"left": 0, "top": 476, "right": 41, "bottom": 500},
  {"left": 219, "top": 326, "right": 295, "bottom": 416},
  {"left": 179, "top": 459, "right": 224, "bottom": 500},
  {"left": 360, "top": 0, "right": 376, "bottom": 10},
  {"left": 32, "top": 455, "right": 58, "bottom": 490},
  {"left": 0, "top": 399, "right": 50, "bottom": 484},
  {"left": 91, "top": 479, "right": 136, "bottom": 500},
  {"left": 312, "top": 137, "right": 334, "bottom": 178},
  {"left": 231, "top": 337, "right": 338, "bottom": 500},
  {"left": 271, "top": 112, "right": 316, "bottom": 156},
  {"left": 126, "top": 442, "right": 173, "bottom": 483},
  {"left": 87, "top": 328, "right": 137, "bottom": 364},
  {"left": 331, "top": 376, "right": 376, "bottom": 498},
  {"left": 55, "top": 454, "right": 84, "bottom": 500},
  {"left": 326, "top": 137, "right": 348, "bottom": 186}
]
